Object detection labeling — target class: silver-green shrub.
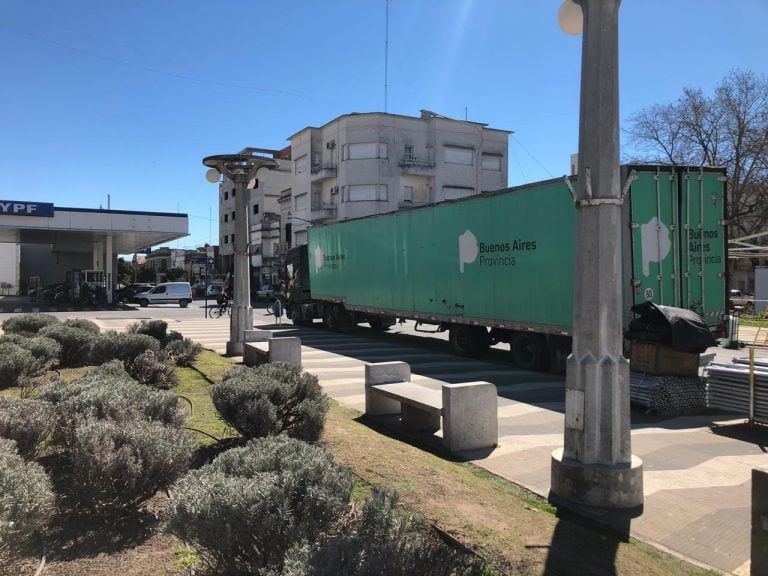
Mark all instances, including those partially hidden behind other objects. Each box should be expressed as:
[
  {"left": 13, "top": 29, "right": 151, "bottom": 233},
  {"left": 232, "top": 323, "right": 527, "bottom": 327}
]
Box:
[
  {"left": 68, "top": 418, "right": 193, "bottom": 509},
  {"left": 62, "top": 318, "right": 101, "bottom": 335},
  {"left": 0, "top": 439, "right": 55, "bottom": 556},
  {"left": 126, "top": 319, "right": 168, "bottom": 342},
  {"left": 162, "top": 337, "right": 202, "bottom": 367},
  {"left": 284, "top": 488, "right": 487, "bottom": 576},
  {"left": 38, "top": 324, "right": 97, "bottom": 368},
  {"left": 0, "top": 342, "right": 35, "bottom": 389},
  {"left": 1, "top": 313, "right": 59, "bottom": 336},
  {"left": 168, "top": 436, "right": 353, "bottom": 575},
  {"left": 88, "top": 331, "right": 160, "bottom": 366},
  {"left": 40, "top": 362, "right": 187, "bottom": 431},
  {"left": 0, "top": 398, "right": 55, "bottom": 459},
  {"left": 212, "top": 362, "right": 327, "bottom": 441},
  {"left": 129, "top": 349, "right": 178, "bottom": 389}
]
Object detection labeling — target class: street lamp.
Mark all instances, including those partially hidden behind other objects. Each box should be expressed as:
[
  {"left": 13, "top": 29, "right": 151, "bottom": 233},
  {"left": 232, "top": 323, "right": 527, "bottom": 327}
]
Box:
[
  {"left": 550, "top": 0, "right": 643, "bottom": 509},
  {"left": 203, "top": 152, "right": 278, "bottom": 355}
]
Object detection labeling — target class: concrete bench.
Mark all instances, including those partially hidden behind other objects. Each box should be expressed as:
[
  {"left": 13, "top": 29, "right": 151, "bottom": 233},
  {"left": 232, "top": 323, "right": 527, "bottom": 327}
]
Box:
[
  {"left": 242, "top": 330, "right": 301, "bottom": 367},
  {"left": 364, "top": 361, "right": 498, "bottom": 454}
]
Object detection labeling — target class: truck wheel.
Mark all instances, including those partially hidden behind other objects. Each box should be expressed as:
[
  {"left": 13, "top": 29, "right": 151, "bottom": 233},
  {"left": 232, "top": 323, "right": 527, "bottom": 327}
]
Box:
[
  {"left": 179, "top": 299, "right": 188, "bottom": 308},
  {"left": 323, "top": 307, "right": 339, "bottom": 331},
  {"left": 139, "top": 299, "right": 149, "bottom": 307},
  {"left": 511, "top": 332, "right": 549, "bottom": 371},
  {"left": 290, "top": 305, "right": 314, "bottom": 327},
  {"left": 449, "top": 325, "right": 490, "bottom": 358}
]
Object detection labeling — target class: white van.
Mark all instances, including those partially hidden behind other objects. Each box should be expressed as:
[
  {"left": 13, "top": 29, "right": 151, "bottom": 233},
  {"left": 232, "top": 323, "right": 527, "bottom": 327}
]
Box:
[{"left": 132, "top": 282, "right": 193, "bottom": 308}]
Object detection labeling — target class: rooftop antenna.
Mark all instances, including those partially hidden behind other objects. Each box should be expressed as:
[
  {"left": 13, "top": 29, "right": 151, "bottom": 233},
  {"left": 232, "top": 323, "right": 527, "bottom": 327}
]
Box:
[{"left": 384, "top": 0, "right": 389, "bottom": 112}]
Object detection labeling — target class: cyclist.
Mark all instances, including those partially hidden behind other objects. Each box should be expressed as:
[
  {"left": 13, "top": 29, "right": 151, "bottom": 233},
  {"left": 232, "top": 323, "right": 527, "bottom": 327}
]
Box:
[{"left": 216, "top": 285, "right": 232, "bottom": 314}]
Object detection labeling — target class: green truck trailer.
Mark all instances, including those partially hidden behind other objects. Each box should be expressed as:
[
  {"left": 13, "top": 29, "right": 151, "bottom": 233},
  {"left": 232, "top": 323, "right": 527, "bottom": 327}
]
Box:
[{"left": 286, "top": 165, "right": 727, "bottom": 370}]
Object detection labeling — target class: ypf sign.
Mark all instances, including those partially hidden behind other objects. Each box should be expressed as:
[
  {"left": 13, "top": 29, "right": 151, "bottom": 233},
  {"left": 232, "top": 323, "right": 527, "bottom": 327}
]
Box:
[{"left": 0, "top": 201, "right": 54, "bottom": 217}]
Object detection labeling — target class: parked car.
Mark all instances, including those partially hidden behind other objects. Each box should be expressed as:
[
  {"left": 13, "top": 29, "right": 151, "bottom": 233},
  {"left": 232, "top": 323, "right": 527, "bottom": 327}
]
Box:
[
  {"left": 115, "top": 283, "right": 155, "bottom": 303},
  {"left": 131, "top": 282, "right": 193, "bottom": 307},
  {"left": 206, "top": 284, "right": 224, "bottom": 298}
]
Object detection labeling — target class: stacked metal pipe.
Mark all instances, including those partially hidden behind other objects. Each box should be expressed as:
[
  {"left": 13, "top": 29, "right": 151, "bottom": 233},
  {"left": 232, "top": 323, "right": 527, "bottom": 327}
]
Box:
[
  {"left": 706, "top": 360, "right": 768, "bottom": 424},
  {"left": 629, "top": 372, "right": 707, "bottom": 413}
]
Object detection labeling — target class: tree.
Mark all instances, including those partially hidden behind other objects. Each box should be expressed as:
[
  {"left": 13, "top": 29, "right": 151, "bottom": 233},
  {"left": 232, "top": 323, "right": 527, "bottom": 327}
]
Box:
[
  {"left": 117, "top": 258, "right": 135, "bottom": 285},
  {"left": 626, "top": 70, "right": 768, "bottom": 245},
  {"left": 165, "top": 267, "right": 185, "bottom": 282}
]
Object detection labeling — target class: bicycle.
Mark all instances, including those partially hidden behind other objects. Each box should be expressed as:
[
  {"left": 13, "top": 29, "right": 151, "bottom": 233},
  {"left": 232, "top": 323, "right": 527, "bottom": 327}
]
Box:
[{"left": 210, "top": 298, "right": 232, "bottom": 318}]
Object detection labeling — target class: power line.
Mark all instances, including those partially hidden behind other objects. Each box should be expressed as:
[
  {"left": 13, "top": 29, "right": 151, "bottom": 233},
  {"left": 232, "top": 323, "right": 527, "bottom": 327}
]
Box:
[{"left": 510, "top": 134, "right": 555, "bottom": 178}]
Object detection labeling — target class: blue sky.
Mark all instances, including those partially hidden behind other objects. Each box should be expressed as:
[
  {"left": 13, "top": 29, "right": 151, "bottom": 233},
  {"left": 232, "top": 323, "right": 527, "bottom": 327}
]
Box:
[{"left": 1, "top": 1, "right": 765, "bottom": 250}]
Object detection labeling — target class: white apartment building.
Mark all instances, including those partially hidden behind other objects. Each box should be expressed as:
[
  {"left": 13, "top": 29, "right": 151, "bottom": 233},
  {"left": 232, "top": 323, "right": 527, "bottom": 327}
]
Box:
[
  {"left": 218, "top": 147, "right": 292, "bottom": 285},
  {"left": 286, "top": 110, "right": 510, "bottom": 246},
  {"left": 218, "top": 110, "right": 509, "bottom": 283}
]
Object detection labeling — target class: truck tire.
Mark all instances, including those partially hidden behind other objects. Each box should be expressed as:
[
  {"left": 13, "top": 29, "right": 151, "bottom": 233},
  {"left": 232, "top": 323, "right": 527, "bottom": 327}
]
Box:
[
  {"left": 323, "top": 306, "right": 339, "bottom": 331},
  {"left": 179, "top": 299, "right": 188, "bottom": 308},
  {"left": 290, "top": 304, "right": 314, "bottom": 327},
  {"left": 139, "top": 298, "right": 149, "bottom": 307},
  {"left": 510, "top": 332, "right": 549, "bottom": 371},
  {"left": 449, "top": 325, "right": 490, "bottom": 358}
]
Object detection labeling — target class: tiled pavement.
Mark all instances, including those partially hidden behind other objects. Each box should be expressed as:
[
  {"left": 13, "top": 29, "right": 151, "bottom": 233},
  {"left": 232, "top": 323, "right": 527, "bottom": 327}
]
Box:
[{"left": 21, "top": 312, "right": 768, "bottom": 574}]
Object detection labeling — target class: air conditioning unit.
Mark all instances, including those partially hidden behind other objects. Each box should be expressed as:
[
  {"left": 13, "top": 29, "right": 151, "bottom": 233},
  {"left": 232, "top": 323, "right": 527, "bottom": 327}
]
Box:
[{"left": 330, "top": 186, "right": 339, "bottom": 195}]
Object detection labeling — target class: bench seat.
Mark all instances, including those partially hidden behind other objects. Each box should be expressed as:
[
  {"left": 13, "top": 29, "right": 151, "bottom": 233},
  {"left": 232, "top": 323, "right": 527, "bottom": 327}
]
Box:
[{"left": 364, "top": 361, "right": 498, "bottom": 454}]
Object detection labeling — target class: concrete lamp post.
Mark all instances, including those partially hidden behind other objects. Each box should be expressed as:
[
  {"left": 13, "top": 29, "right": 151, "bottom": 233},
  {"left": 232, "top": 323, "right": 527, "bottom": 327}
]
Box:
[
  {"left": 203, "top": 153, "right": 278, "bottom": 355},
  {"left": 550, "top": 0, "right": 643, "bottom": 509}
]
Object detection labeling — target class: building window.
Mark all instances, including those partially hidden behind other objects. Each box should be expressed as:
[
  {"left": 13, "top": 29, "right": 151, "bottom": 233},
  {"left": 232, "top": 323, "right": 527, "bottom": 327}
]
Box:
[
  {"left": 294, "top": 193, "right": 308, "bottom": 212},
  {"left": 343, "top": 184, "right": 388, "bottom": 202},
  {"left": 232, "top": 189, "right": 236, "bottom": 197},
  {"left": 342, "top": 142, "right": 388, "bottom": 160},
  {"left": 224, "top": 214, "right": 228, "bottom": 223},
  {"left": 295, "top": 154, "right": 308, "bottom": 174},
  {"left": 231, "top": 234, "right": 235, "bottom": 244},
  {"left": 224, "top": 191, "right": 228, "bottom": 200},
  {"left": 253, "top": 204, "right": 259, "bottom": 215},
  {"left": 443, "top": 186, "right": 475, "bottom": 200},
  {"left": 403, "top": 144, "right": 414, "bottom": 161},
  {"left": 481, "top": 153, "right": 502, "bottom": 171},
  {"left": 223, "top": 235, "right": 228, "bottom": 244},
  {"left": 231, "top": 211, "right": 235, "bottom": 221},
  {"left": 444, "top": 145, "right": 474, "bottom": 166}
]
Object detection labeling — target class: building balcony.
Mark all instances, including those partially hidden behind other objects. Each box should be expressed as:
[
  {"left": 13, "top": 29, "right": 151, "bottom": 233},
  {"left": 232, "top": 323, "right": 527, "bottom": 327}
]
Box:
[
  {"left": 398, "top": 154, "right": 435, "bottom": 173},
  {"left": 310, "top": 202, "right": 337, "bottom": 222},
  {"left": 310, "top": 163, "right": 337, "bottom": 181}
]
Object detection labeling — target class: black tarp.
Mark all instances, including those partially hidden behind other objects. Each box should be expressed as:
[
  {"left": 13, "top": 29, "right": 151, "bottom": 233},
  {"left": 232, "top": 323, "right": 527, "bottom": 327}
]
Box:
[{"left": 628, "top": 302, "right": 716, "bottom": 353}]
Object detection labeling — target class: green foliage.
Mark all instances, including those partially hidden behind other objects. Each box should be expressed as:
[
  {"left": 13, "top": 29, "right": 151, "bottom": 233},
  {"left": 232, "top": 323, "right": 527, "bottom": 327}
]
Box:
[
  {"left": 0, "top": 397, "right": 55, "bottom": 459},
  {"left": 68, "top": 417, "right": 193, "bottom": 509},
  {"left": 88, "top": 331, "right": 161, "bottom": 367},
  {"left": 62, "top": 318, "right": 101, "bottom": 335},
  {"left": 38, "top": 324, "right": 97, "bottom": 368},
  {"left": 0, "top": 342, "right": 35, "bottom": 389},
  {"left": 1, "top": 313, "right": 60, "bottom": 337},
  {"left": 129, "top": 349, "right": 178, "bottom": 389},
  {"left": 0, "top": 439, "right": 56, "bottom": 555},
  {"left": 127, "top": 319, "right": 168, "bottom": 342},
  {"left": 40, "top": 362, "right": 187, "bottom": 432},
  {"left": 163, "top": 338, "right": 202, "bottom": 367},
  {"left": 212, "top": 362, "right": 328, "bottom": 441},
  {"left": 0, "top": 335, "right": 61, "bottom": 378},
  {"left": 287, "top": 488, "right": 487, "bottom": 576},
  {"left": 165, "top": 267, "right": 185, "bottom": 282},
  {"left": 168, "top": 436, "right": 353, "bottom": 575}
]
